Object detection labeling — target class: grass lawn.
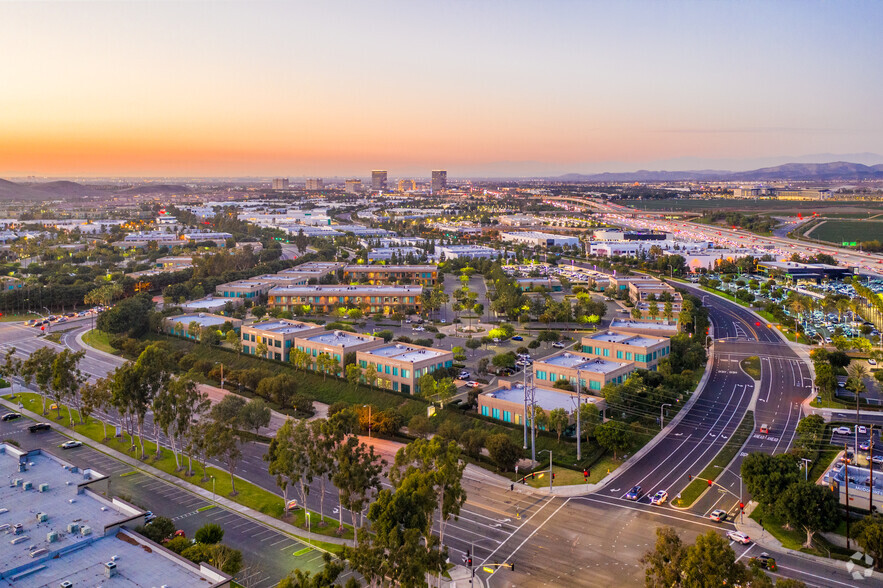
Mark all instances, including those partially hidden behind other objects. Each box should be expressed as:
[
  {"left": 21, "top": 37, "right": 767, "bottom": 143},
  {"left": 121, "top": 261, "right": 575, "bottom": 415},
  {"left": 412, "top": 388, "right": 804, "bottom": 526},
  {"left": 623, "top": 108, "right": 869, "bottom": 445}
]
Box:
[
  {"left": 0, "top": 312, "right": 43, "bottom": 323},
  {"left": 809, "top": 220, "right": 883, "bottom": 245},
  {"left": 750, "top": 503, "right": 852, "bottom": 561},
  {"left": 4, "top": 391, "right": 355, "bottom": 542},
  {"left": 82, "top": 329, "right": 119, "bottom": 355},
  {"left": 675, "top": 411, "right": 754, "bottom": 508},
  {"left": 741, "top": 356, "right": 761, "bottom": 379}
]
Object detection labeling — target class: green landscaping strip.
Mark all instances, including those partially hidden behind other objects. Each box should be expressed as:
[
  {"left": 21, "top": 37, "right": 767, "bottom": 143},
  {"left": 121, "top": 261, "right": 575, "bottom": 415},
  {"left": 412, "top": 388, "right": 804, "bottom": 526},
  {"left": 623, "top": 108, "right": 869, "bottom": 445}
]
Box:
[
  {"left": 675, "top": 411, "right": 754, "bottom": 508},
  {"left": 293, "top": 547, "right": 313, "bottom": 556},
  {"left": 197, "top": 504, "right": 217, "bottom": 512},
  {"left": 119, "top": 471, "right": 138, "bottom": 477},
  {"left": 740, "top": 356, "right": 761, "bottom": 380},
  {"left": 6, "top": 392, "right": 355, "bottom": 541}
]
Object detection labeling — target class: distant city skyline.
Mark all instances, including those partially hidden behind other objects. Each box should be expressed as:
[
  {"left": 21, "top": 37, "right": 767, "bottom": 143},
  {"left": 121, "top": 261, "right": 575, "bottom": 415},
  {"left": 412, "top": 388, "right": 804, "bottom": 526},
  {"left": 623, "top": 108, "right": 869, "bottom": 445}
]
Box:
[{"left": 1, "top": 1, "right": 882, "bottom": 177}]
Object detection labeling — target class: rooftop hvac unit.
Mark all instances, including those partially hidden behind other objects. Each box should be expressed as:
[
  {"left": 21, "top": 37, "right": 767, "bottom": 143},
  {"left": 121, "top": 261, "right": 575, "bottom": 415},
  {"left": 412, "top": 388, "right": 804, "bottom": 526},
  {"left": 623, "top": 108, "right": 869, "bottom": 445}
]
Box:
[
  {"left": 67, "top": 523, "right": 80, "bottom": 533},
  {"left": 22, "top": 481, "right": 33, "bottom": 491},
  {"left": 36, "top": 513, "right": 47, "bottom": 522},
  {"left": 80, "top": 525, "right": 91, "bottom": 536},
  {"left": 10, "top": 535, "right": 29, "bottom": 544},
  {"left": 60, "top": 581, "right": 73, "bottom": 588},
  {"left": 46, "top": 531, "right": 59, "bottom": 543},
  {"left": 39, "top": 483, "right": 49, "bottom": 492},
  {"left": 11, "top": 478, "right": 21, "bottom": 487},
  {"left": 104, "top": 561, "right": 117, "bottom": 578}
]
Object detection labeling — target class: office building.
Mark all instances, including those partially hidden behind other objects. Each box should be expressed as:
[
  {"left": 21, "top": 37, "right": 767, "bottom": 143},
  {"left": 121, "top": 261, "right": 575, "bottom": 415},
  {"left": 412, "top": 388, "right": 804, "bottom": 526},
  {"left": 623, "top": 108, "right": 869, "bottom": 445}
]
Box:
[
  {"left": 533, "top": 351, "right": 636, "bottom": 392},
  {"left": 431, "top": 170, "right": 447, "bottom": 192},
  {"left": 215, "top": 279, "right": 276, "bottom": 299},
  {"left": 478, "top": 382, "right": 605, "bottom": 427},
  {"left": 439, "top": 245, "right": 504, "bottom": 260},
  {"left": 305, "top": 178, "right": 324, "bottom": 190},
  {"left": 345, "top": 179, "right": 362, "bottom": 194},
  {"left": 164, "top": 313, "right": 242, "bottom": 340},
  {"left": 0, "top": 443, "right": 231, "bottom": 588},
  {"left": 272, "top": 178, "right": 289, "bottom": 190},
  {"left": 500, "top": 231, "right": 581, "bottom": 248},
  {"left": 581, "top": 331, "right": 671, "bottom": 371},
  {"left": 343, "top": 264, "right": 437, "bottom": 286},
  {"left": 371, "top": 170, "right": 388, "bottom": 190},
  {"left": 180, "top": 295, "right": 243, "bottom": 313},
  {"left": 294, "top": 331, "right": 383, "bottom": 376},
  {"left": 357, "top": 342, "right": 454, "bottom": 395},
  {"left": 268, "top": 284, "right": 422, "bottom": 315},
  {"left": 241, "top": 319, "right": 327, "bottom": 362},
  {"left": 776, "top": 189, "right": 832, "bottom": 201},
  {"left": 397, "top": 179, "right": 416, "bottom": 192}
]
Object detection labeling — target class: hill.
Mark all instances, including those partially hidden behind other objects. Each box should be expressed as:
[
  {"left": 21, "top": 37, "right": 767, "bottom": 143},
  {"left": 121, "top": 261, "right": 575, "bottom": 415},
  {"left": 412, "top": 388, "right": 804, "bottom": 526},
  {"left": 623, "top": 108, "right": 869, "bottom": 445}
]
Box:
[
  {"left": 557, "top": 161, "right": 883, "bottom": 182},
  {"left": 0, "top": 178, "right": 102, "bottom": 201}
]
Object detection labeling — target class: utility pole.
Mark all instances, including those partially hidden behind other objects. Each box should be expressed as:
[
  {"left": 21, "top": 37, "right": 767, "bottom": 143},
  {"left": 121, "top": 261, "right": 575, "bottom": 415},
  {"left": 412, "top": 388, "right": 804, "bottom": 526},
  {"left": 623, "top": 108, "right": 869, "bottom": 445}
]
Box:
[
  {"left": 522, "top": 369, "right": 528, "bottom": 450},
  {"left": 870, "top": 425, "right": 875, "bottom": 514},
  {"left": 845, "top": 443, "right": 851, "bottom": 550},
  {"left": 575, "top": 368, "right": 582, "bottom": 461},
  {"left": 661, "top": 403, "right": 672, "bottom": 430}
]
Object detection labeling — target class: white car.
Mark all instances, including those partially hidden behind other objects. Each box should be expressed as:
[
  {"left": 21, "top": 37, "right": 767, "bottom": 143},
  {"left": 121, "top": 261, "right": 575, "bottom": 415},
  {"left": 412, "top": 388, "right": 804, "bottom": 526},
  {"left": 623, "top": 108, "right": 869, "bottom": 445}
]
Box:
[
  {"left": 727, "top": 531, "right": 751, "bottom": 545},
  {"left": 650, "top": 490, "right": 668, "bottom": 505},
  {"left": 834, "top": 426, "right": 852, "bottom": 435},
  {"left": 552, "top": 342, "right": 566, "bottom": 349},
  {"left": 859, "top": 426, "right": 868, "bottom": 435},
  {"left": 60, "top": 440, "right": 82, "bottom": 449},
  {"left": 458, "top": 371, "right": 470, "bottom": 380},
  {"left": 465, "top": 381, "right": 481, "bottom": 388},
  {"left": 870, "top": 359, "right": 878, "bottom": 366}
]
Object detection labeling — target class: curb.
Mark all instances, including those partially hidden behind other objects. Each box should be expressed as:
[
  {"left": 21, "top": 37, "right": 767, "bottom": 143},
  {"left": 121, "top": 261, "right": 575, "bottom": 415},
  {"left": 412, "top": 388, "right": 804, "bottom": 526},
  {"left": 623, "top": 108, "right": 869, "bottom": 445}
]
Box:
[
  {"left": 76, "top": 328, "right": 125, "bottom": 363},
  {"left": 0, "top": 395, "right": 353, "bottom": 549}
]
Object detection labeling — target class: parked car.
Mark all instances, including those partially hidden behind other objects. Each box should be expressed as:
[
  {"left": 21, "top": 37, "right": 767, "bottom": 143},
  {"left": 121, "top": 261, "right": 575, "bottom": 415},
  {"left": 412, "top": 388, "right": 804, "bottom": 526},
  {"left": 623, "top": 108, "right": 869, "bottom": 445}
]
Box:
[
  {"left": 144, "top": 511, "right": 156, "bottom": 523},
  {"left": 511, "top": 335, "right": 523, "bottom": 341},
  {"left": 552, "top": 342, "right": 566, "bottom": 349},
  {"left": 727, "top": 531, "right": 751, "bottom": 545},
  {"left": 465, "top": 381, "right": 481, "bottom": 388},
  {"left": 28, "top": 423, "right": 51, "bottom": 433},
  {"left": 872, "top": 455, "right": 883, "bottom": 465},
  {"left": 840, "top": 451, "right": 855, "bottom": 463},
  {"left": 1, "top": 412, "right": 22, "bottom": 422},
  {"left": 870, "top": 358, "right": 878, "bottom": 366},
  {"left": 458, "top": 371, "right": 471, "bottom": 380},
  {"left": 650, "top": 490, "right": 668, "bottom": 505},
  {"left": 492, "top": 338, "right": 501, "bottom": 343},
  {"left": 834, "top": 426, "right": 852, "bottom": 435},
  {"left": 624, "top": 486, "right": 642, "bottom": 501},
  {"left": 60, "top": 440, "right": 82, "bottom": 449},
  {"left": 709, "top": 509, "right": 727, "bottom": 522}
]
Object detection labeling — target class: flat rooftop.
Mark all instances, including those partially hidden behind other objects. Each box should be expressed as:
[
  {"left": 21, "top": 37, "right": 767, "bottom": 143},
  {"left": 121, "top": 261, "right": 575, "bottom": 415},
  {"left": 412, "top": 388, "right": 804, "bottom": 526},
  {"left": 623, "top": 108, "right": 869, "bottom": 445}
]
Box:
[
  {"left": 610, "top": 319, "right": 678, "bottom": 331},
  {"left": 218, "top": 280, "right": 269, "bottom": 290},
  {"left": 171, "top": 314, "right": 228, "bottom": 327},
  {"left": 248, "top": 320, "right": 322, "bottom": 334},
  {"left": 588, "top": 331, "right": 632, "bottom": 343},
  {"left": 588, "top": 331, "right": 665, "bottom": 347},
  {"left": 487, "top": 385, "right": 604, "bottom": 413},
  {"left": 345, "top": 265, "right": 436, "bottom": 272},
  {"left": 540, "top": 353, "right": 630, "bottom": 374},
  {"left": 182, "top": 298, "right": 228, "bottom": 310},
  {"left": 269, "top": 285, "right": 422, "bottom": 294},
  {"left": 304, "top": 331, "right": 377, "bottom": 347},
  {"left": 362, "top": 343, "right": 447, "bottom": 362}
]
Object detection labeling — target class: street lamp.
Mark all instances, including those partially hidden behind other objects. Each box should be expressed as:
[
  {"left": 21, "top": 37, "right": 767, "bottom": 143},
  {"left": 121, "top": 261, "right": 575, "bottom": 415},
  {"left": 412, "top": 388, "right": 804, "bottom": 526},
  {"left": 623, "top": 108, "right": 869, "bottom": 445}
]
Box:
[
  {"left": 305, "top": 511, "right": 311, "bottom": 548},
  {"left": 363, "top": 404, "right": 372, "bottom": 438},
  {"left": 211, "top": 475, "right": 215, "bottom": 502},
  {"left": 539, "top": 449, "right": 553, "bottom": 492},
  {"left": 660, "top": 403, "right": 672, "bottom": 430}
]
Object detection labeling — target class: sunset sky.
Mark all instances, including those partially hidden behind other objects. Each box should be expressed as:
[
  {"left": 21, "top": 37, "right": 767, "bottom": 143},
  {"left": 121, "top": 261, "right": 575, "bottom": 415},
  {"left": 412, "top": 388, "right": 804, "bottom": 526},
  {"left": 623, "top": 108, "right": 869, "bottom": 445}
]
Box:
[{"left": 1, "top": 1, "right": 882, "bottom": 178}]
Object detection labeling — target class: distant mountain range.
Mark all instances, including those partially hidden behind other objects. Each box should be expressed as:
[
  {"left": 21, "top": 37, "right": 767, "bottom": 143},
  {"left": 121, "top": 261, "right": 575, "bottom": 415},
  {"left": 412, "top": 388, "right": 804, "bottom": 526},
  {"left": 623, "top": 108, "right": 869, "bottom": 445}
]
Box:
[
  {"left": 557, "top": 161, "right": 883, "bottom": 182},
  {"left": 0, "top": 179, "right": 190, "bottom": 201}
]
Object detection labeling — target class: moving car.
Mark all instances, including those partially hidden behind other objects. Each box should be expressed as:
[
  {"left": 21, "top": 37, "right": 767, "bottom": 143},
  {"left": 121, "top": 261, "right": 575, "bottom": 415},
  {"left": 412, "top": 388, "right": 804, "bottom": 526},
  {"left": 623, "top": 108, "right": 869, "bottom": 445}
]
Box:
[
  {"left": 28, "top": 423, "right": 51, "bottom": 433},
  {"left": 759, "top": 424, "right": 770, "bottom": 434},
  {"left": 552, "top": 342, "right": 566, "bottom": 349},
  {"left": 727, "top": 531, "right": 751, "bottom": 545},
  {"left": 872, "top": 455, "right": 883, "bottom": 465},
  {"left": 511, "top": 335, "right": 523, "bottom": 341},
  {"left": 650, "top": 490, "right": 668, "bottom": 505},
  {"left": 750, "top": 553, "right": 777, "bottom": 571},
  {"left": 709, "top": 509, "right": 727, "bottom": 522},
  {"left": 1, "top": 412, "right": 22, "bottom": 421},
  {"left": 458, "top": 371, "right": 470, "bottom": 380},
  {"left": 60, "top": 440, "right": 82, "bottom": 449},
  {"left": 840, "top": 451, "right": 855, "bottom": 463},
  {"left": 465, "top": 381, "right": 481, "bottom": 388},
  {"left": 624, "top": 486, "right": 642, "bottom": 501},
  {"left": 834, "top": 426, "right": 852, "bottom": 435},
  {"left": 859, "top": 426, "right": 868, "bottom": 435}
]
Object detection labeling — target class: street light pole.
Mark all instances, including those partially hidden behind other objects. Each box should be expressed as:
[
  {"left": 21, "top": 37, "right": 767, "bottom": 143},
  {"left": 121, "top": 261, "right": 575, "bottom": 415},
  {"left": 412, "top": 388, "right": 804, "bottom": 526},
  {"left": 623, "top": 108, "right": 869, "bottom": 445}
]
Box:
[
  {"left": 575, "top": 369, "right": 582, "bottom": 461},
  {"left": 660, "top": 403, "right": 672, "bottom": 430},
  {"left": 363, "top": 404, "right": 372, "bottom": 438},
  {"left": 211, "top": 475, "right": 215, "bottom": 502},
  {"left": 539, "top": 449, "right": 553, "bottom": 492}
]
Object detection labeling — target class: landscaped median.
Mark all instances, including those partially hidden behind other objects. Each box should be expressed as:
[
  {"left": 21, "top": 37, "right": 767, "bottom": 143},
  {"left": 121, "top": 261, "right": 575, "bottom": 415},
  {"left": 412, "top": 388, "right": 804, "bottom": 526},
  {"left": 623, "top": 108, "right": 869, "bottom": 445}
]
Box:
[
  {"left": 740, "top": 356, "right": 761, "bottom": 380},
  {"left": 673, "top": 411, "right": 754, "bottom": 508},
  {"left": 2, "top": 391, "right": 355, "bottom": 544}
]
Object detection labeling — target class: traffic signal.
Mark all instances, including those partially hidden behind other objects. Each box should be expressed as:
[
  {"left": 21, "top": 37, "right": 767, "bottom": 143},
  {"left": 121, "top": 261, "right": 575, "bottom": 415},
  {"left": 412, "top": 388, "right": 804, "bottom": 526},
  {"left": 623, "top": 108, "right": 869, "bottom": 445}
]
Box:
[
  {"left": 521, "top": 476, "right": 526, "bottom": 484},
  {"left": 739, "top": 502, "right": 744, "bottom": 510},
  {"left": 687, "top": 474, "right": 692, "bottom": 481},
  {"left": 583, "top": 469, "right": 588, "bottom": 480},
  {"left": 552, "top": 473, "right": 556, "bottom": 480},
  {"left": 707, "top": 479, "right": 713, "bottom": 486},
  {"left": 510, "top": 563, "right": 515, "bottom": 572},
  {"left": 467, "top": 556, "right": 472, "bottom": 567}
]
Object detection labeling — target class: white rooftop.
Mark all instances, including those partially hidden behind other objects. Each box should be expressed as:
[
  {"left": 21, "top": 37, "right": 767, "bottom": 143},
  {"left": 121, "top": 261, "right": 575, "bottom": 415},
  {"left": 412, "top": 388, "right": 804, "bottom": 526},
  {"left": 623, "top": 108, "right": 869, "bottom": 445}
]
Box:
[
  {"left": 487, "top": 385, "right": 604, "bottom": 413},
  {"left": 540, "top": 352, "right": 630, "bottom": 374},
  {"left": 610, "top": 319, "right": 678, "bottom": 331},
  {"left": 248, "top": 320, "right": 322, "bottom": 335},
  {"left": 305, "top": 331, "right": 377, "bottom": 347},
  {"left": 171, "top": 314, "right": 228, "bottom": 328},
  {"left": 362, "top": 344, "right": 447, "bottom": 362}
]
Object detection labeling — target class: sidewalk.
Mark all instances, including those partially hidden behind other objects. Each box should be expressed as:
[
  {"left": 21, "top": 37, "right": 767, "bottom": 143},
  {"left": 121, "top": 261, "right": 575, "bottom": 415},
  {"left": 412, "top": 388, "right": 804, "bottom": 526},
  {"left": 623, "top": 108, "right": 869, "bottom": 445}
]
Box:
[{"left": 0, "top": 396, "right": 352, "bottom": 548}]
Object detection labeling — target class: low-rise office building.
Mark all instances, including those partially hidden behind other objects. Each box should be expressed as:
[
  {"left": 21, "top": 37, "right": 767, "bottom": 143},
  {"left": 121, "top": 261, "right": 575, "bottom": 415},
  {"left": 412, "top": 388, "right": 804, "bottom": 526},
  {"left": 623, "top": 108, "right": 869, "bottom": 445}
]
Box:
[
  {"left": 164, "top": 313, "right": 241, "bottom": 340},
  {"left": 499, "top": 231, "right": 581, "bottom": 248},
  {"left": 294, "top": 331, "right": 383, "bottom": 376},
  {"left": 215, "top": 279, "right": 276, "bottom": 299},
  {"left": 477, "top": 382, "right": 606, "bottom": 427},
  {"left": 268, "top": 285, "right": 422, "bottom": 315},
  {"left": 515, "top": 277, "right": 563, "bottom": 292},
  {"left": 533, "top": 351, "right": 635, "bottom": 392},
  {"left": 343, "top": 264, "right": 437, "bottom": 286},
  {"left": 367, "top": 247, "right": 426, "bottom": 261},
  {"left": 439, "top": 245, "right": 505, "bottom": 260},
  {"left": 581, "top": 331, "right": 670, "bottom": 370},
  {"left": 241, "top": 319, "right": 327, "bottom": 362},
  {"left": 607, "top": 318, "right": 680, "bottom": 338},
  {"left": 357, "top": 342, "right": 454, "bottom": 395},
  {"left": 155, "top": 255, "right": 194, "bottom": 269},
  {"left": 279, "top": 261, "right": 345, "bottom": 281},
  {"left": 0, "top": 443, "right": 231, "bottom": 588},
  {"left": 180, "top": 295, "right": 243, "bottom": 313}
]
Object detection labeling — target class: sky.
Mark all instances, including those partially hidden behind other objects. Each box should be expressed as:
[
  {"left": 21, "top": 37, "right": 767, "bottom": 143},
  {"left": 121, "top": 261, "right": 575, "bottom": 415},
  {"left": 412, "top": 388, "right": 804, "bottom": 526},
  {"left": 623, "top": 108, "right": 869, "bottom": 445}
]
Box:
[{"left": 1, "top": 0, "right": 882, "bottom": 178}]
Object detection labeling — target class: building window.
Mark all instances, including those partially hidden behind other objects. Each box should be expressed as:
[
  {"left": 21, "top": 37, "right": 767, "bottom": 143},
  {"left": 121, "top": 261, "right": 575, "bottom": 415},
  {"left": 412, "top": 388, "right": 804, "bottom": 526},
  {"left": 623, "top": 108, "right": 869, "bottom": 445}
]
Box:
[
  {"left": 590, "top": 381, "right": 601, "bottom": 391},
  {"left": 616, "top": 350, "right": 623, "bottom": 359},
  {"left": 503, "top": 411, "right": 511, "bottom": 423},
  {"left": 492, "top": 408, "right": 500, "bottom": 420},
  {"left": 481, "top": 406, "right": 489, "bottom": 417}
]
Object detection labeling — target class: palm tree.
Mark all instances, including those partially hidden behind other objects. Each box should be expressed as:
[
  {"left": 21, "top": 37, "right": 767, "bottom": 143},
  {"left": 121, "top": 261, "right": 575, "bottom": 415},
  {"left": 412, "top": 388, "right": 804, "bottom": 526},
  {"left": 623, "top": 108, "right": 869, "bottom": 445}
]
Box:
[
  {"left": 847, "top": 363, "right": 869, "bottom": 397},
  {"left": 836, "top": 298, "right": 851, "bottom": 323},
  {"left": 789, "top": 298, "right": 806, "bottom": 332}
]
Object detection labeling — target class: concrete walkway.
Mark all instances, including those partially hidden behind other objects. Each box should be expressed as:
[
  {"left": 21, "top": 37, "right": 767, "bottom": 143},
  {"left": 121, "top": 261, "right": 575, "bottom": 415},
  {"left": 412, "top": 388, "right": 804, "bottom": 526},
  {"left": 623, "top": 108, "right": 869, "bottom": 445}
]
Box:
[{"left": 0, "top": 396, "right": 353, "bottom": 548}]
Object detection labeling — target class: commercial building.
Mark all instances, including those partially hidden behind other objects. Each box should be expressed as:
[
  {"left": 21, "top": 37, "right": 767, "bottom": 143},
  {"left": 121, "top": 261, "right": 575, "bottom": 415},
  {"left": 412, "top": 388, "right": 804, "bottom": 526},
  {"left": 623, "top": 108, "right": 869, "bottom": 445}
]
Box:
[
  {"left": 431, "top": 170, "right": 447, "bottom": 192},
  {"left": 357, "top": 342, "right": 454, "bottom": 395},
  {"left": 758, "top": 261, "right": 854, "bottom": 283},
  {"left": 0, "top": 443, "right": 231, "bottom": 588},
  {"left": 607, "top": 318, "right": 680, "bottom": 338},
  {"left": 345, "top": 179, "right": 362, "bottom": 194},
  {"left": 164, "top": 313, "right": 241, "bottom": 340},
  {"left": 371, "top": 170, "right": 388, "bottom": 190},
  {"left": 215, "top": 279, "right": 276, "bottom": 299},
  {"left": 279, "top": 261, "right": 345, "bottom": 281},
  {"left": 272, "top": 178, "right": 290, "bottom": 190},
  {"left": 533, "top": 351, "right": 636, "bottom": 392},
  {"left": 397, "top": 179, "right": 417, "bottom": 192},
  {"left": 514, "top": 277, "right": 563, "bottom": 292},
  {"left": 776, "top": 189, "right": 832, "bottom": 201},
  {"left": 581, "top": 331, "right": 670, "bottom": 370},
  {"left": 499, "top": 231, "right": 581, "bottom": 248},
  {"left": 477, "top": 382, "right": 606, "bottom": 427},
  {"left": 608, "top": 275, "right": 658, "bottom": 292},
  {"left": 367, "top": 247, "right": 427, "bottom": 262},
  {"left": 182, "top": 232, "right": 233, "bottom": 245},
  {"left": 294, "top": 331, "right": 383, "bottom": 376},
  {"left": 593, "top": 230, "right": 669, "bottom": 241},
  {"left": 241, "top": 319, "right": 327, "bottom": 361},
  {"left": 627, "top": 280, "right": 683, "bottom": 311},
  {"left": 343, "top": 264, "right": 437, "bottom": 286},
  {"left": 268, "top": 284, "right": 422, "bottom": 315},
  {"left": 155, "top": 255, "right": 194, "bottom": 270},
  {"left": 439, "top": 245, "right": 505, "bottom": 260},
  {"left": 305, "top": 178, "right": 324, "bottom": 190},
  {"left": 181, "top": 295, "right": 243, "bottom": 313}
]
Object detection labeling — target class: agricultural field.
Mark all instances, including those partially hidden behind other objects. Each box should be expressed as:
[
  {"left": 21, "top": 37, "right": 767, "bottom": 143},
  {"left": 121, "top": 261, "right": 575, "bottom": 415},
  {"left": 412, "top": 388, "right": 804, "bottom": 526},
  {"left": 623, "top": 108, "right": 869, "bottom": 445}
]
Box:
[
  {"left": 620, "top": 198, "right": 883, "bottom": 216},
  {"left": 804, "top": 219, "right": 883, "bottom": 244}
]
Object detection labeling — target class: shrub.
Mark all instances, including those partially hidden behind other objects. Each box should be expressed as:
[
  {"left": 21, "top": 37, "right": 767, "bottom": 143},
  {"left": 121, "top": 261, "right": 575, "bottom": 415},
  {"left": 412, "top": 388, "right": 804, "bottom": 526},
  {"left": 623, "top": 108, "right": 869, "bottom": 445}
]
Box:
[{"left": 195, "top": 523, "right": 225, "bottom": 544}]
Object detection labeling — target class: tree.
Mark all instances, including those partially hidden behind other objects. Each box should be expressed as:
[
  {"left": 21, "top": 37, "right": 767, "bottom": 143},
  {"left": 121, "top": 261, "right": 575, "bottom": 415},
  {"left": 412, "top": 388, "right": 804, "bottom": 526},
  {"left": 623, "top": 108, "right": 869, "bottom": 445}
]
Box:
[
  {"left": 793, "top": 414, "right": 826, "bottom": 455},
  {"left": 774, "top": 481, "right": 839, "bottom": 547},
  {"left": 485, "top": 433, "right": 521, "bottom": 472},
  {"left": 847, "top": 362, "right": 870, "bottom": 401},
  {"left": 276, "top": 553, "right": 348, "bottom": 588},
  {"left": 435, "top": 377, "right": 456, "bottom": 408},
  {"left": 376, "top": 329, "right": 394, "bottom": 343},
  {"left": 631, "top": 307, "right": 643, "bottom": 320},
  {"left": 225, "top": 329, "right": 242, "bottom": 355},
  {"left": 814, "top": 363, "right": 838, "bottom": 400},
  {"left": 641, "top": 526, "right": 685, "bottom": 587},
  {"left": 21, "top": 346, "right": 58, "bottom": 415},
  {"left": 345, "top": 363, "right": 362, "bottom": 388},
  {"left": 663, "top": 300, "right": 674, "bottom": 323},
  {"left": 492, "top": 351, "right": 517, "bottom": 369},
  {"left": 265, "top": 419, "right": 299, "bottom": 513},
  {"left": 310, "top": 419, "right": 338, "bottom": 526},
  {"left": 207, "top": 544, "right": 242, "bottom": 576},
  {"left": 194, "top": 523, "right": 224, "bottom": 544},
  {"left": 741, "top": 452, "right": 799, "bottom": 507},
  {"left": 316, "top": 352, "right": 338, "bottom": 380},
  {"left": 364, "top": 364, "right": 378, "bottom": 387},
  {"left": 680, "top": 531, "right": 749, "bottom": 587},
  {"left": 137, "top": 516, "right": 176, "bottom": 543},
  {"left": 0, "top": 347, "right": 21, "bottom": 394},
  {"left": 578, "top": 403, "right": 601, "bottom": 443},
  {"left": 854, "top": 514, "right": 883, "bottom": 570},
  {"left": 332, "top": 436, "right": 385, "bottom": 534},
  {"left": 206, "top": 420, "right": 242, "bottom": 495},
  {"left": 52, "top": 349, "right": 86, "bottom": 426},
  {"left": 240, "top": 398, "right": 271, "bottom": 436},
  {"left": 549, "top": 407, "right": 569, "bottom": 442},
  {"left": 418, "top": 372, "right": 437, "bottom": 398},
  {"left": 81, "top": 377, "right": 113, "bottom": 440},
  {"left": 255, "top": 340, "right": 269, "bottom": 359},
  {"left": 594, "top": 420, "right": 633, "bottom": 460}
]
